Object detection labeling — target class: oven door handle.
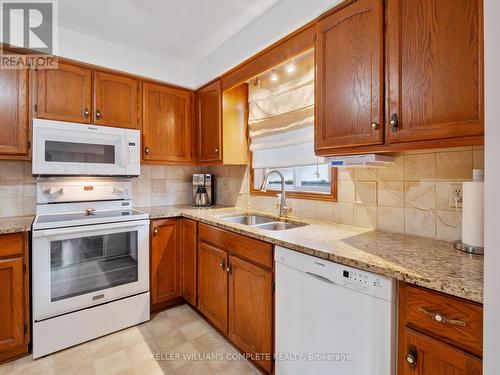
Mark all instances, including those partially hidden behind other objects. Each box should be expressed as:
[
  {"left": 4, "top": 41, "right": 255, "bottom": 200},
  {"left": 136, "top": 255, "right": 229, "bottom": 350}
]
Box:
[{"left": 32, "top": 220, "right": 149, "bottom": 238}]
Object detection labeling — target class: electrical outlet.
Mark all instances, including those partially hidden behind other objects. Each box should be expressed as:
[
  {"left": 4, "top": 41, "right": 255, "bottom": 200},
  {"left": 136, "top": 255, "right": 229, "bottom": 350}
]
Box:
[{"left": 449, "top": 184, "right": 463, "bottom": 208}]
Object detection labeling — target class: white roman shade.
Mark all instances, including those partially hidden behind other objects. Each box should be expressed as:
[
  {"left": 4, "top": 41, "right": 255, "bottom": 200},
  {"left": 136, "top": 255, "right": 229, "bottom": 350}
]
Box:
[{"left": 248, "top": 50, "right": 324, "bottom": 169}]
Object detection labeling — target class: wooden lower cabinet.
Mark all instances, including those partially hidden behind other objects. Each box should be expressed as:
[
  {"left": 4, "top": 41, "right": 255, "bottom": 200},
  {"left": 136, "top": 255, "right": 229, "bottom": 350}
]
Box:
[
  {"left": 228, "top": 255, "right": 273, "bottom": 373},
  {"left": 150, "top": 219, "right": 181, "bottom": 309},
  {"left": 197, "top": 241, "right": 228, "bottom": 333},
  {"left": 401, "top": 328, "right": 482, "bottom": 375},
  {"left": 198, "top": 224, "right": 274, "bottom": 373},
  {"left": 0, "top": 233, "right": 29, "bottom": 364},
  {"left": 180, "top": 218, "right": 197, "bottom": 306},
  {"left": 398, "top": 282, "right": 483, "bottom": 375}
]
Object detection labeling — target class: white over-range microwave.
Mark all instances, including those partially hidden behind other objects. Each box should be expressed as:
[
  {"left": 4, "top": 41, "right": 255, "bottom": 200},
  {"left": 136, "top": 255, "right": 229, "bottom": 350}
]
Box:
[{"left": 32, "top": 119, "right": 140, "bottom": 176}]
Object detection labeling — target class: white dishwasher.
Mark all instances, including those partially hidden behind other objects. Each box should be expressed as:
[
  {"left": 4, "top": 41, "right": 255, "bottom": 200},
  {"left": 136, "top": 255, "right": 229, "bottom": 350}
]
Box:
[{"left": 275, "top": 246, "right": 396, "bottom": 375}]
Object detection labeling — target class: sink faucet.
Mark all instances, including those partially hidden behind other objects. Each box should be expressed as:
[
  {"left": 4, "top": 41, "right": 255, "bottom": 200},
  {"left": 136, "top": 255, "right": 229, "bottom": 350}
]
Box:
[{"left": 259, "top": 170, "right": 291, "bottom": 217}]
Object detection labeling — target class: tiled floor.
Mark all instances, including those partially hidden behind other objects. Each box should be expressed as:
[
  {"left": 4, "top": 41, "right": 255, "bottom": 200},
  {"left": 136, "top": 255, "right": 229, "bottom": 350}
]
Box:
[{"left": 0, "top": 304, "right": 260, "bottom": 375}]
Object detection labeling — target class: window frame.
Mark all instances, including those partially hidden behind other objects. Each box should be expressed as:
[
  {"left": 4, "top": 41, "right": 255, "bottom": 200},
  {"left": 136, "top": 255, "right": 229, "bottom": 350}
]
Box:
[{"left": 249, "top": 152, "right": 338, "bottom": 201}]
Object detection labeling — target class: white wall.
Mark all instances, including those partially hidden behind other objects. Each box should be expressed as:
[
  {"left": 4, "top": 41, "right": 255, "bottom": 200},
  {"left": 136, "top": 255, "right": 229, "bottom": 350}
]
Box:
[
  {"left": 484, "top": 0, "right": 500, "bottom": 373},
  {"left": 2, "top": 15, "right": 196, "bottom": 88},
  {"left": 194, "top": 0, "right": 343, "bottom": 87},
  {"left": 58, "top": 27, "right": 196, "bottom": 88},
  {"left": 2, "top": 0, "right": 346, "bottom": 88}
]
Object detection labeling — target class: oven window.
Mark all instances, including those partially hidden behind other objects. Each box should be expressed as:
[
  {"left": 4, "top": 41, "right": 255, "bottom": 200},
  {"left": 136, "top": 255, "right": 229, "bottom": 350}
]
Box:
[
  {"left": 45, "top": 141, "right": 115, "bottom": 164},
  {"left": 50, "top": 231, "right": 138, "bottom": 302}
]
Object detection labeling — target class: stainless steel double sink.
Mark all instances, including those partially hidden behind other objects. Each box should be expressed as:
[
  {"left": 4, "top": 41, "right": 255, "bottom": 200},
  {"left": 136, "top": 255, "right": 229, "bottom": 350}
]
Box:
[{"left": 221, "top": 214, "right": 307, "bottom": 231}]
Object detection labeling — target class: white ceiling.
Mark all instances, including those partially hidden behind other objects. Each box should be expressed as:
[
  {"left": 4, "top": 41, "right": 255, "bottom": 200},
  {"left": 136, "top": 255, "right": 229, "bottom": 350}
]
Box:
[{"left": 58, "top": 0, "right": 280, "bottom": 64}]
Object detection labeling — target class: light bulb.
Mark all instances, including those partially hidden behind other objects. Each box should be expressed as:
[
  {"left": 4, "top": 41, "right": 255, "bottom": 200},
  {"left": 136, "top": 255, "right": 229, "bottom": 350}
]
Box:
[
  {"left": 270, "top": 71, "right": 278, "bottom": 81},
  {"left": 286, "top": 63, "right": 296, "bottom": 74}
]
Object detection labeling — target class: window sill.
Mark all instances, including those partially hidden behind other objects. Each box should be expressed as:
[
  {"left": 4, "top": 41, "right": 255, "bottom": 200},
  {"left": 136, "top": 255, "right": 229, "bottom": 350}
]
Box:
[{"left": 249, "top": 188, "right": 337, "bottom": 202}]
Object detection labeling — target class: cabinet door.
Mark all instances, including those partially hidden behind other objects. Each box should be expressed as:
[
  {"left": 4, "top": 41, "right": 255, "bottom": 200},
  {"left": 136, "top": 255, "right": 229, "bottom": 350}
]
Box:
[
  {"left": 387, "top": 0, "right": 483, "bottom": 143},
  {"left": 0, "top": 69, "right": 29, "bottom": 156},
  {"left": 93, "top": 71, "right": 140, "bottom": 129},
  {"left": 142, "top": 82, "right": 193, "bottom": 163},
  {"left": 197, "top": 80, "right": 222, "bottom": 163},
  {"left": 180, "top": 218, "right": 197, "bottom": 306},
  {"left": 150, "top": 219, "right": 180, "bottom": 305},
  {"left": 0, "top": 257, "right": 25, "bottom": 352},
  {"left": 315, "top": 0, "right": 384, "bottom": 152},
  {"left": 35, "top": 61, "right": 92, "bottom": 123},
  {"left": 401, "top": 328, "right": 482, "bottom": 375},
  {"left": 228, "top": 256, "right": 273, "bottom": 373},
  {"left": 197, "top": 241, "right": 228, "bottom": 333}
]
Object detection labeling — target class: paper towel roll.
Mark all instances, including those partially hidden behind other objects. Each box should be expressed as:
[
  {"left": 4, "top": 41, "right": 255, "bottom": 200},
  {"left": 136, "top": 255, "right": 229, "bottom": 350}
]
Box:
[{"left": 462, "top": 181, "right": 484, "bottom": 247}]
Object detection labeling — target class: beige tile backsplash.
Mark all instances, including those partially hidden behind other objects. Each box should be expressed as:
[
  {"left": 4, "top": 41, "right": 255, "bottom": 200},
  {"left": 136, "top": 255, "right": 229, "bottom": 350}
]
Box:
[
  {"left": 0, "top": 146, "right": 484, "bottom": 242},
  {"left": 234, "top": 146, "right": 485, "bottom": 241}
]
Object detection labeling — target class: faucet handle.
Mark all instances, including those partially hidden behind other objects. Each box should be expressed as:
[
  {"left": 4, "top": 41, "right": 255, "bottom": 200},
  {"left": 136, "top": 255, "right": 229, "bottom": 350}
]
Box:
[{"left": 282, "top": 206, "right": 292, "bottom": 217}]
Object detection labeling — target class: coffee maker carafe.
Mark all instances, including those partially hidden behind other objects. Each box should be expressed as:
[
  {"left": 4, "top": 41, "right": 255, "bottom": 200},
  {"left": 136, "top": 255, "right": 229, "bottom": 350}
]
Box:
[{"left": 192, "top": 174, "right": 214, "bottom": 206}]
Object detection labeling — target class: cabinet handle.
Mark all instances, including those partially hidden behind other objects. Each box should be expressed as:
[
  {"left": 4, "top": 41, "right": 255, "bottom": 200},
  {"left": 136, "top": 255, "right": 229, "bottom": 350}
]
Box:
[
  {"left": 144, "top": 146, "right": 150, "bottom": 155},
  {"left": 83, "top": 108, "right": 89, "bottom": 118},
  {"left": 370, "top": 122, "right": 378, "bottom": 130},
  {"left": 219, "top": 260, "right": 225, "bottom": 269},
  {"left": 153, "top": 227, "right": 158, "bottom": 236},
  {"left": 96, "top": 109, "right": 102, "bottom": 120},
  {"left": 214, "top": 148, "right": 219, "bottom": 153},
  {"left": 226, "top": 264, "right": 232, "bottom": 274},
  {"left": 406, "top": 345, "right": 417, "bottom": 369},
  {"left": 417, "top": 307, "right": 467, "bottom": 327},
  {"left": 390, "top": 113, "right": 399, "bottom": 133}
]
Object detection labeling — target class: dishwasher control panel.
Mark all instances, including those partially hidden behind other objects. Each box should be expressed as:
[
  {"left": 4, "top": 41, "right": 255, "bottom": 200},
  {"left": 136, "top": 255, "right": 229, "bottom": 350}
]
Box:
[
  {"left": 275, "top": 246, "right": 395, "bottom": 301},
  {"left": 341, "top": 269, "right": 385, "bottom": 294}
]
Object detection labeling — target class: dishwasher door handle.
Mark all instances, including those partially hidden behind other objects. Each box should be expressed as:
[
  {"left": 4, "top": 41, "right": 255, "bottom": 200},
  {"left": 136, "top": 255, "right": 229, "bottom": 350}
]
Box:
[{"left": 305, "top": 271, "right": 336, "bottom": 285}]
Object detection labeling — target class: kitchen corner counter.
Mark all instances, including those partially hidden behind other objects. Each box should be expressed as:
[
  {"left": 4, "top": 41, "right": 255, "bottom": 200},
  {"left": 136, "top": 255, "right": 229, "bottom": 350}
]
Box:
[
  {"left": 140, "top": 205, "right": 484, "bottom": 303},
  {"left": 0, "top": 215, "right": 34, "bottom": 234}
]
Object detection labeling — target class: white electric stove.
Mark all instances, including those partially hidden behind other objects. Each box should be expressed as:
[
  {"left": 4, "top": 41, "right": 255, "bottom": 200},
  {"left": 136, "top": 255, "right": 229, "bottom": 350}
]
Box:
[{"left": 32, "top": 179, "right": 150, "bottom": 358}]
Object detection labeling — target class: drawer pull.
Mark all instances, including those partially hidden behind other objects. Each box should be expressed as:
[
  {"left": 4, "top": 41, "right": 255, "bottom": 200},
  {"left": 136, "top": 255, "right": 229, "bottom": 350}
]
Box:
[{"left": 417, "top": 307, "right": 467, "bottom": 327}]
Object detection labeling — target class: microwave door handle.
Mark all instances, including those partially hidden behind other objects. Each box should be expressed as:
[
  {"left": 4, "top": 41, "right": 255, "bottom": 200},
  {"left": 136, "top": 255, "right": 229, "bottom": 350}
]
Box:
[
  {"left": 123, "top": 136, "right": 129, "bottom": 167},
  {"left": 32, "top": 221, "right": 148, "bottom": 238}
]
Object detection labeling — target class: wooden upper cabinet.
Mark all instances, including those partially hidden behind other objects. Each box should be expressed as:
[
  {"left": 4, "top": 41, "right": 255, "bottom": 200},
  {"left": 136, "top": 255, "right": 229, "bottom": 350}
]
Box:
[
  {"left": 197, "top": 80, "right": 222, "bottom": 163},
  {"left": 228, "top": 255, "right": 273, "bottom": 373},
  {"left": 197, "top": 241, "right": 228, "bottom": 333},
  {"left": 142, "top": 82, "right": 193, "bottom": 163},
  {"left": 387, "top": 0, "right": 483, "bottom": 144},
  {"left": 0, "top": 69, "right": 29, "bottom": 156},
  {"left": 401, "top": 328, "right": 482, "bottom": 375},
  {"left": 34, "top": 61, "right": 92, "bottom": 124},
  {"left": 93, "top": 70, "right": 141, "bottom": 129},
  {"left": 180, "top": 218, "right": 197, "bottom": 306},
  {"left": 150, "top": 219, "right": 181, "bottom": 306},
  {"left": 315, "top": 0, "right": 384, "bottom": 152}
]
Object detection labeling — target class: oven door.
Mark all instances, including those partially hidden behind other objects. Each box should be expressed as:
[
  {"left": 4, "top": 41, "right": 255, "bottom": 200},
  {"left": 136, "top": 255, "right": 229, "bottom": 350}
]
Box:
[
  {"left": 32, "top": 220, "right": 149, "bottom": 321},
  {"left": 32, "top": 119, "right": 140, "bottom": 176}
]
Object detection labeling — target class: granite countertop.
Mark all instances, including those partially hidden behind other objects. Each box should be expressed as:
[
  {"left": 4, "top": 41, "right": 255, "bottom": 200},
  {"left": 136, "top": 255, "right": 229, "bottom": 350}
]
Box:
[
  {"left": 139, "top": 205, "right": 484, "bottom": 303},
  {"left": 0, "top": 215, "right": 34, "bottom": 234}
]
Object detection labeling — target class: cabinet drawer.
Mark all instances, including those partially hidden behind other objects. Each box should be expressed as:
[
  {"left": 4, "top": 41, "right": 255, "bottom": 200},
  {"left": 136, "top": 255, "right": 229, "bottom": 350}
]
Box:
[
  {"left": 198, "top": 224, "right": 273, "bottom": 268},
  {"left": 401, "top": 283, "right": 483, "bottom": 356},
  {"left": 0, "top": 233, "right": 26, "bottom": 259}
]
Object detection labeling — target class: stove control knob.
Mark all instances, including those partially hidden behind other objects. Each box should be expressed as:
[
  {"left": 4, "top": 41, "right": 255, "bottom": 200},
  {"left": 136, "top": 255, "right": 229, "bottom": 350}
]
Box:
[{"left": 85, "top": 208, "right": 96, "bottom": 216}]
